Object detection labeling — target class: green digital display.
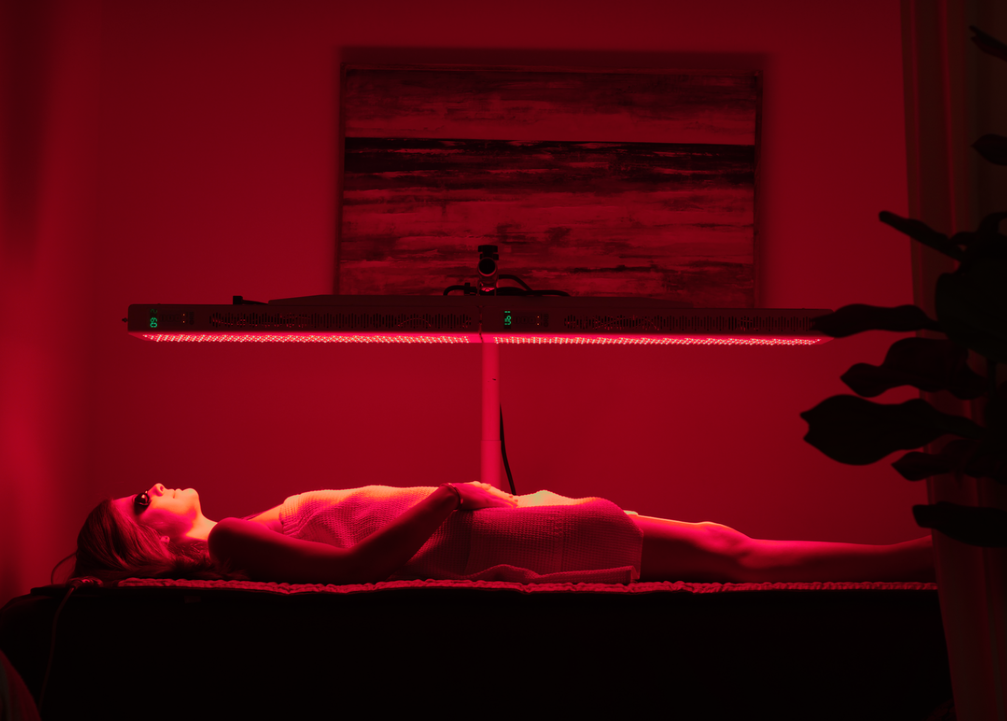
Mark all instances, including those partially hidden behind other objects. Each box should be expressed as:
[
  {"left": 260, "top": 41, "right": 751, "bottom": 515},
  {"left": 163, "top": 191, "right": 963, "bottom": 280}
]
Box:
[
  {"left": 504, "top": 310, "right": 512, "bottom": 327},
  {"left": 149, "top": 308, "right": 158, "bottom": 329}
]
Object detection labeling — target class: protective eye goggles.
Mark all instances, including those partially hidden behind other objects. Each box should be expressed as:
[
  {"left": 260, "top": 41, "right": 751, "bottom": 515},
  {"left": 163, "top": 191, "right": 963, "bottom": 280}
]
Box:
[{"left": 134, "top": 492, "right": 151, "bottom": 514}]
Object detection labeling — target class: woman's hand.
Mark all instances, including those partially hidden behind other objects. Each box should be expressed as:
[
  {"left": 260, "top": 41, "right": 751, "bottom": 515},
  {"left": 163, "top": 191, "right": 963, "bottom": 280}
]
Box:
[{"left": 450, "top": 482, "right": 518, "bottom": 510}]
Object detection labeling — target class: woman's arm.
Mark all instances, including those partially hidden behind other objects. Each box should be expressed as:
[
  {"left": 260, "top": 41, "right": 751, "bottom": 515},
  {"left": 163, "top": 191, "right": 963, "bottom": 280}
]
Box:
[{"left": 208, "top": 484, "right": 509, "bottom": 584}]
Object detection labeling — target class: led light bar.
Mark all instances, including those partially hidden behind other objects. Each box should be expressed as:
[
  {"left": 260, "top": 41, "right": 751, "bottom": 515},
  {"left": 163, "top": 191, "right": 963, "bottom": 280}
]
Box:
[
  {"left": 126, "top": 295, "right": 831, "bottom": 345},
  {"left": 135, "top": 333, "right": 472, "bottom": 344},
  {"left": 490, "top": 336, "right": 822, "bottom": 346}
]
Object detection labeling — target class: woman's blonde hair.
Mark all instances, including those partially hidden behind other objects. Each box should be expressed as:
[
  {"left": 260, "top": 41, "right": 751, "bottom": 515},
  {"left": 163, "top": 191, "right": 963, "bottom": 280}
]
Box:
[{"left": 71, "top": 499, "right": 243, "bottom": 582}]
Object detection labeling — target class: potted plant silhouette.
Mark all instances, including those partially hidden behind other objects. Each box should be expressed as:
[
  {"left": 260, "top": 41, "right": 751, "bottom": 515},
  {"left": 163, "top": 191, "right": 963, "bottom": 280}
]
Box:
[{"left": 800, "top": 26, "right": 1007, "bottom": 548}]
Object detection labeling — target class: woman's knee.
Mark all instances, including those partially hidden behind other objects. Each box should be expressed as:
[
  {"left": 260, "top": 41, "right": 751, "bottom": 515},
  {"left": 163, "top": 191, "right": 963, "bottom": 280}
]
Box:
[
  {"left": 689, "top": 523, "right": 756, "bottom": 581},
  {"left": 637, "top": 517, "right": 753, "bottom": 582},
  {"left": 696, "top": 522, "right": 750, "bottom": 555}
]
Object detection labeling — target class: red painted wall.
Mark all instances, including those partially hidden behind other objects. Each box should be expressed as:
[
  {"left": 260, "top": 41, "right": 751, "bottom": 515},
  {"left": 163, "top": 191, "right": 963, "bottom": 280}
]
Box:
[{"left": 0, "top": 0, "right": 921, "bottom": 604}]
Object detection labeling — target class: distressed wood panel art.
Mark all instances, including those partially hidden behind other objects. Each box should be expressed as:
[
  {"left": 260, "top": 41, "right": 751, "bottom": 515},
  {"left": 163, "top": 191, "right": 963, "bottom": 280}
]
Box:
[{"left": 339, "top": 65, "right": 760, "bottom": 306}]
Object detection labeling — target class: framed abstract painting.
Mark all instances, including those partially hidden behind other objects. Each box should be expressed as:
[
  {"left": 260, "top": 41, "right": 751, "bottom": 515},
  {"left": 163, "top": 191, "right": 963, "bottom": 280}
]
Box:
[{"left": 339, "top": 64, "right": 761, "bottom": 307}]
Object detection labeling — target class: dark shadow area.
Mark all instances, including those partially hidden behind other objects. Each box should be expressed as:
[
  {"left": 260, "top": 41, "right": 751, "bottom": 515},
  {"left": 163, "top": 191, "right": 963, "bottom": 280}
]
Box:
[{"left": 2, "top": 583, "right": 950, "bottom": 720}]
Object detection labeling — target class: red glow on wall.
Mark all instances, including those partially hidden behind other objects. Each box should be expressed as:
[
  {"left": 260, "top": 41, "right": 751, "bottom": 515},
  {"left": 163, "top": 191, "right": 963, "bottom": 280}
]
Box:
[{"left": 0, "top": 0, "right": 922, "bottom": 611}]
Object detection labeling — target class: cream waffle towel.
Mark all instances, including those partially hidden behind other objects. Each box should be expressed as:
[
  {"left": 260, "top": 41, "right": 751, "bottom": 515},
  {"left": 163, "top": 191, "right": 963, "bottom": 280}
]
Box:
[{"left": 280, "top": 485, "right": 643, "bottom": 584}]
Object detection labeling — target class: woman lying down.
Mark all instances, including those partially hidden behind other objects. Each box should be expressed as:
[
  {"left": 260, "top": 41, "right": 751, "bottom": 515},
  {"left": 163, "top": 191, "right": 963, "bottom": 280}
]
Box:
[{"left": 71, "top": 483, "right": 935, "bottom": 585}]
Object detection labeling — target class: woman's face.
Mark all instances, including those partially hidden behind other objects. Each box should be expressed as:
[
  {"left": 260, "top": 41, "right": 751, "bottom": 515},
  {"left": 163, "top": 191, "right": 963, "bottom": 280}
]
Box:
[{"left": 113, "top": 483, "right": 202, "bottom": 542}]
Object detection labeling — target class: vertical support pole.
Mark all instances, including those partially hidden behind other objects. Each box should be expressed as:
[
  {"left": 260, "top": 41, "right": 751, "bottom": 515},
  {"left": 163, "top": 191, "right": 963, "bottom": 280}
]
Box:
[{"left": 481, "top": 338, "right": 502, "bottom": 489}]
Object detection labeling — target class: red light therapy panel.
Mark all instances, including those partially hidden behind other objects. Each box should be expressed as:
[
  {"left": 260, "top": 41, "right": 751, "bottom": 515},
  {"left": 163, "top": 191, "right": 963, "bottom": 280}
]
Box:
[{"left": 127, "top": 297, "right": 831, "bottom": 345}]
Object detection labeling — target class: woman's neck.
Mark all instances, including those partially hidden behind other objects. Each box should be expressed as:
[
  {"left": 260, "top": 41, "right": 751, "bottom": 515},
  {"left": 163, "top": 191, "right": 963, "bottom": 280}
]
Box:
[{"left": 184, "top": 515, "right": 217, "bottom": 542}]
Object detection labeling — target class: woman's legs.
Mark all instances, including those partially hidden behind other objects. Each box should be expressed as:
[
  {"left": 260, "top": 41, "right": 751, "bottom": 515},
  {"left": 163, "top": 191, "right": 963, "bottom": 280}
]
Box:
[{"left": 633, "top": 515, "right": 935, "bottom": 583}]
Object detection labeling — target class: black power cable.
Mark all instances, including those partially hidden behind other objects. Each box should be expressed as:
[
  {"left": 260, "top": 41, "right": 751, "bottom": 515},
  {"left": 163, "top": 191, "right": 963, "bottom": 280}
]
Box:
[
  {"left": 442, "top": 283, "right": 477, "bottom": 295},
  {"left": 442, "top": 273, "right": 569, "bottom": 297},
  {"left": 38, "top": 577, "right": 101, "bottom": 714},
  {"left": 499, "top": 406, "right": 516, "bottom": 495}
]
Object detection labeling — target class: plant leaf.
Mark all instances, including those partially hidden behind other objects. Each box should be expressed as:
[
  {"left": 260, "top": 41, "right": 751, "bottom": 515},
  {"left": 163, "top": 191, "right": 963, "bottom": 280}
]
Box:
[
  {"left": 888, "top": 210, "right": 1007, "bottom": 252},
  {"left": 968, "top": 395, "right": 1007, "bottom": 481},
  {"left": 984, "top": 381, "right": 1007, "bottom": 427},
  {"left": 840, "top": 338, "right": 987, "bottom": 399},
  {"left": 891, "top": 439, "right": 980, "bottom": 480},
  {"left": 973, "top": 135, "right": 1007, "bottom": 166},
  {"left": 811, "top": 304, "right": 941, "bottom": 338},
  {"left": 892, "top": 451, "right": 951, "bottom": 481},
  {"left": 948, "top": 211, "right": 1007, "bottom": 247},
  {"left": 801, "top": 395, "right": 984, "bottom": 465},
  {"left": 971, "top": 26, "right": 1007, "bottom": 63},
  {"left": 958, "top": 221, "right": 1007, "bottom": 270},
  {"left": 967, "top": 437, "right": 1007, "bottom": 483},
  {"left": 935, "top": 262, "right": 1007, "bottom": 363},
  {"left": 976, "top": 210, "right": 1007, "bottom": 237},
  {"left": 893, "top": 438, "right": 1007, "bottom": 483},
  {"left": 879, "top": 211, "right": 966, "bottom": 261},
  {"left": 913, "top": 502, "right": 1007, "bottom": 547}
]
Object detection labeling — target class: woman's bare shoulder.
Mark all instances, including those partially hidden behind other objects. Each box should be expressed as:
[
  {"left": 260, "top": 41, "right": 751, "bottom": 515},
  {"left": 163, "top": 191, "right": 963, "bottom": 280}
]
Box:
[
  {"left": 209, "top": 517, "right": 276, "bottom": 549},
  {"left": 208, "top": 517, "right": 348, "bottom": 584},
  {"left": 208, "top": 518, "right": 287, "bottom": 561},
  {"left": 244, "top": 504, "right": 282, "bottom": 532}
]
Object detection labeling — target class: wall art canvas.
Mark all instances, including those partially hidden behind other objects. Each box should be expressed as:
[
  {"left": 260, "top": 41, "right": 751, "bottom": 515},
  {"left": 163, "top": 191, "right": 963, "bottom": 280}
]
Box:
[{"left": 339, "top": 65, "right": 760, "bottom": 306}]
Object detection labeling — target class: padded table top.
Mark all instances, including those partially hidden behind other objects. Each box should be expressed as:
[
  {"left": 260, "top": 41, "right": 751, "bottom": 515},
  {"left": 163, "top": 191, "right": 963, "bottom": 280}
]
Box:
[{"left": 109, "top": 577, "right": 940, "bottom": 594}]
